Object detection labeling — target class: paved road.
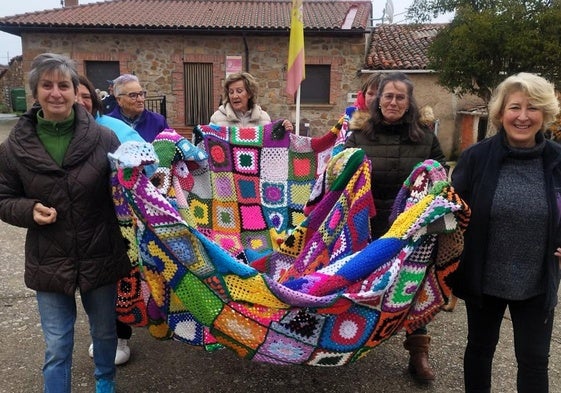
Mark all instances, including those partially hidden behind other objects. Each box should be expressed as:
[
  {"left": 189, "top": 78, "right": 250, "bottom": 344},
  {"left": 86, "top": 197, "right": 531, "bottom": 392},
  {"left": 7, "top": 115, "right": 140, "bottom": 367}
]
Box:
[{"left": 0, "top": 116, "right": 560, "bottom": 392}]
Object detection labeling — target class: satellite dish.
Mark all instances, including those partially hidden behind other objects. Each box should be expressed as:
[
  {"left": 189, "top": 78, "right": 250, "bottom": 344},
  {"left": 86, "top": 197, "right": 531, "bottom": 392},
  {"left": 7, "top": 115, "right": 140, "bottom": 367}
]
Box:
[{"left": 384, "top": 0, "right": 394, "bottom": 24}]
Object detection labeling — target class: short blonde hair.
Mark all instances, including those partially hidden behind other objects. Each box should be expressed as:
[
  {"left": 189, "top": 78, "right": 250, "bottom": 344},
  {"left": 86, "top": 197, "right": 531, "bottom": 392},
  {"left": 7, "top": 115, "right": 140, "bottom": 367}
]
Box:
[{"left": 488, "top": 73, "right": 559, "bottom": 131}]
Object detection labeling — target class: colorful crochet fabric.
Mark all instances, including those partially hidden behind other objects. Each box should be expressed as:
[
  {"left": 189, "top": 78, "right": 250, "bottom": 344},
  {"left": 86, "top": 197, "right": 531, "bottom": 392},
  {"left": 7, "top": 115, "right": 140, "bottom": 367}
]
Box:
[{"left": 109, "top": 123, "right": 469, "bottom": 366}]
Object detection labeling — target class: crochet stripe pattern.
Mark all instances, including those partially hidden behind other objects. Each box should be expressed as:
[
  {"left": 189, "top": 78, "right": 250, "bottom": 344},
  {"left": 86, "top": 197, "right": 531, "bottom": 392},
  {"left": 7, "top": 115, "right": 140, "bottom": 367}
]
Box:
[{"left": 109, "top": 122, "right": 469, "bottom": 366}]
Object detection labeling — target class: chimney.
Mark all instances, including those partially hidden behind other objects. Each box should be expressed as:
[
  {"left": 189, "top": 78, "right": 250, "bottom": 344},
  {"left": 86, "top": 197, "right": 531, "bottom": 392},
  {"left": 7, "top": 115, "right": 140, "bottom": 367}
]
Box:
[{"left": 64, "top": 0, "right": 79, "bottom": 7}]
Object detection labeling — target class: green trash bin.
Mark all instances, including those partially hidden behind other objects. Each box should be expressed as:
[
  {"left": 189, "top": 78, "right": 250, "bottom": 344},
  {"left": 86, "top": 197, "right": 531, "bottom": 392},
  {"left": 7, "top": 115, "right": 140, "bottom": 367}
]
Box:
[{"left": 10, "top": 88, "right": 27, "bottom": 112}]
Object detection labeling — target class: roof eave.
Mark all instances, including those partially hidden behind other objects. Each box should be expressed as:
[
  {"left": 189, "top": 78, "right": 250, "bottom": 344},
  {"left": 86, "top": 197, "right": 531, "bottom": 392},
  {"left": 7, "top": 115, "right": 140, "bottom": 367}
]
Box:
[
  {"left": 359, "top": 69, "right": 437, "bottom": 74},
  {"left": 0, "top": 25, "right": 368, "bottom": 37}
]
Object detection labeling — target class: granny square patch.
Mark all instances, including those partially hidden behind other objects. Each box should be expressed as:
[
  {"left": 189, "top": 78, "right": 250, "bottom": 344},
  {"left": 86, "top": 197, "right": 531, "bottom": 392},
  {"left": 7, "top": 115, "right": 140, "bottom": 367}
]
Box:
[
  {"left": 241, "top": 231, "right": 272, "bottom": 255},
  {"left": 365, "top": 310, "right": 407, "bottom": 347},
  {"left": 307, "top": 349, "right": 354, "bottom": 367},
  {"left": 236, "top": 175, "right": 260, "bottom": 203},
  {"left": 212, "top": 172, "right": 236, "bottom": 201},
  {"left": 261, "top": 181, "right": 286, "bottom": 207},
  {"left": 288, "top": 182, "right": 313, "bottom": 208},
  {"left": 233, "top": 147, "right": 259, "bottom": 174},
  {"left": 290, "top": 154, "right": 316, "bottom": 180},
  {"left": 383, "top": 263, "right": 426, "bottom": 313},
  {"left": 188, "top": 196, "right": 212, "bottom": 228},
  {"left": 240, "top": 205, "right": 267, "bottom": 231},
  {"left": 167, "top": 312, "right": 205, "bottom": 345},
  {"left": 257, "top": 330, "right": 315, "bottom": 363},
  {"left": 206, "top": 138, "right": 233, "bottom": 172},
  {"left": 212, "top": 201, "right": 240, "bottom": 233},
  {"left": 288, "top": 208, "right": 307, "bottom": 229},
  {"left": 213, "top": 305, "right": 268, "bottom": 350},
  {"left": 260, "top": 147, "right": 289, "bottom": 181},
  {"left": 263, "top": 208, "right": 287, "bottom": 232},
  {"left": 232, "top": 126, "right": 262, "bottom": 145},
  {"left": 320, "top": 305, "right": 377, "bottom": 351},
  {"left": 213, "top": 232, "right": 244, "bottom": 254}
]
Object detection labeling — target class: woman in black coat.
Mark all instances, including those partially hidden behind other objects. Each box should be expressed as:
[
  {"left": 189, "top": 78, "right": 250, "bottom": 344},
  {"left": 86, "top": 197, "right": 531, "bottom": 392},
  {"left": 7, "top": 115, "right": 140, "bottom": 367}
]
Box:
[
  {"left": 345, "top": 72, "right": 447, "bottom": 382},
  {"left": 451, "top": 72, "right": 561, "bottom": 393},
  {"left": 0, "top": 53, "right": 130, "bottom": 393}
]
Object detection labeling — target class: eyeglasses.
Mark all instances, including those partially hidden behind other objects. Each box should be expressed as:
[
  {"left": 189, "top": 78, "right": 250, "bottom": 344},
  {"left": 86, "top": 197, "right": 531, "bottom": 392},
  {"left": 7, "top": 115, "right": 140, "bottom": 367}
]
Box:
[
  {"left": 119, "top": 90, "right": 147, "bottom": 100},
  {"left": 381, "top": 93, "right": 408, "bottom": 103}
]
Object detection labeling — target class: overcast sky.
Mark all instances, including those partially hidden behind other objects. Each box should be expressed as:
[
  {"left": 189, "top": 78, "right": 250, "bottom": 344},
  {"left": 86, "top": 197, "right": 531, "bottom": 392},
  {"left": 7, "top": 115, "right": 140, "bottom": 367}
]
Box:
[{"left": 0, "top": 0, "right": 453, "bottom": 65}]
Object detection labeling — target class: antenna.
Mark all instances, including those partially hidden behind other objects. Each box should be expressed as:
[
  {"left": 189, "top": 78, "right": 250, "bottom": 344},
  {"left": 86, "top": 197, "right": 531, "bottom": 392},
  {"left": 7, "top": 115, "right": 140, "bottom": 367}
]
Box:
[{"left": 384, "top": 0, "right": 394, "bottom": 24}]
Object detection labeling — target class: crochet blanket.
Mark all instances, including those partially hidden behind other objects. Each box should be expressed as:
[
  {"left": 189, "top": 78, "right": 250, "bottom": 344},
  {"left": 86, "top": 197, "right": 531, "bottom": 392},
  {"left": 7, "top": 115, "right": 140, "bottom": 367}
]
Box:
[{"left": 109, "top": 123, "right": 469, "bottom": 366}]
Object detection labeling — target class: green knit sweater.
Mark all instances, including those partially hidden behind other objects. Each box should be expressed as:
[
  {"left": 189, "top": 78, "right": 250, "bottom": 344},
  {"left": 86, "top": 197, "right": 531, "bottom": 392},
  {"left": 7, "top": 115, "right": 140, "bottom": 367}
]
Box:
[{"left": 36, "top": 109, "right": 75, "bottom": 166}]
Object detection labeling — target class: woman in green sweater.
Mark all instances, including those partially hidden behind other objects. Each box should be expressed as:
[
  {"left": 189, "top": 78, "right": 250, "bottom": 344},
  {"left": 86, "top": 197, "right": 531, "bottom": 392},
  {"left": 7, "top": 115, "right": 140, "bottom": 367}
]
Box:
[{"left": 0, "top": 53, "right": 130, "bottom": 393}]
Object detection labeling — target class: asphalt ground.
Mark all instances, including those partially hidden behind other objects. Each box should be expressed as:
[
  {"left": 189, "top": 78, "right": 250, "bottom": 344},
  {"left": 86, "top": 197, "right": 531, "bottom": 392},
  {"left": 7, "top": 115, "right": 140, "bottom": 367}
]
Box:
[{"left": 0, "top": 115, "right": 560, "bottom": 392}]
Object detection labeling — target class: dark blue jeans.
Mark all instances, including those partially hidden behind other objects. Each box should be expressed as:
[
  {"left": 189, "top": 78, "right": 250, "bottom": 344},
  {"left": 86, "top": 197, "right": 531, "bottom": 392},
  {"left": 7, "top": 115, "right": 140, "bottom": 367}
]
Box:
[{"left": 464, "top": 294, "right": 554, "bottom": 393}]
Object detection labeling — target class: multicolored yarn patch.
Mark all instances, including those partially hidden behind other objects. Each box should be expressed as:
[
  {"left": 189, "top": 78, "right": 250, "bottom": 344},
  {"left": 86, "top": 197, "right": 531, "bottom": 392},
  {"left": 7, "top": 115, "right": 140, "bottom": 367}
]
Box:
[{"left": 109, "top": 123, "right": 469, "bottom": 366}]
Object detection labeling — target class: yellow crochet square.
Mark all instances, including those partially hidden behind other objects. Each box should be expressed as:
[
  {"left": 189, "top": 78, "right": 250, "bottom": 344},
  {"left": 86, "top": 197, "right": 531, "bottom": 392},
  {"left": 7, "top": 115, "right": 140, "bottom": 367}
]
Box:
[{"left": 224, "top": 274, "right": 289, "bottom": 309}]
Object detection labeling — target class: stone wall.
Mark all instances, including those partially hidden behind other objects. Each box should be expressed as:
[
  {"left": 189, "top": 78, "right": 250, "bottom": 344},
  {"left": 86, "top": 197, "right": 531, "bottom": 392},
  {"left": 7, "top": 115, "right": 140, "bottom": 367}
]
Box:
[
  {"left": 0, "top": 56, "right": 24, "bottom": 112},
  {"left": 18, "top": 31, "right": 476, "bottom": 158},
  {"left": 405, "top": 73, "right": 483, "bottom": 160},
  {"left": 20, "top": 31, "right": 365, "bottom": 138}
]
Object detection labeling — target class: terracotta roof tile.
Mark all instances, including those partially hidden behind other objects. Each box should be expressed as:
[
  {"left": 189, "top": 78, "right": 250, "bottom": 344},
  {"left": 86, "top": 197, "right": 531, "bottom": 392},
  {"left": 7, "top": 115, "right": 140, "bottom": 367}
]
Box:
[
  {"left": 0, "top": 0, "right": 372, "bottom": 34},
  {"left": 366, "top": 23, "right": 448, "bottom": 70}
]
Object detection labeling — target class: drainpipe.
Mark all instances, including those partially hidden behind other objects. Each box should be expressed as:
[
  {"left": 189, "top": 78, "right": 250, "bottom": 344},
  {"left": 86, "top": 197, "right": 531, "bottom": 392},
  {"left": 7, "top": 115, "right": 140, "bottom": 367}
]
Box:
[{"left": 242, "top": 34, "right": 249, "bottom": 72}]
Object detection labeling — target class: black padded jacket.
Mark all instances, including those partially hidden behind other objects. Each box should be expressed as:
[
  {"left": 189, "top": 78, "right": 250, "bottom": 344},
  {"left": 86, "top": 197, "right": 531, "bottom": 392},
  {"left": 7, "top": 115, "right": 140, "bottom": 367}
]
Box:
[
  {"left": 0, "top": 104, "right": 130, "bottom": 296},
  {"left": 345, "top": 115, "right": 447, "bottom": 238}
]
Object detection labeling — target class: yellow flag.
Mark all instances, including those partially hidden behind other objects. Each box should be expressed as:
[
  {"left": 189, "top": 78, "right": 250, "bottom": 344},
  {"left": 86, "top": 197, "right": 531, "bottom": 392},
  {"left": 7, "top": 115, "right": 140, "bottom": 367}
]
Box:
[{"left": 286, "top": 0, "right": 305, "bottom": 95}]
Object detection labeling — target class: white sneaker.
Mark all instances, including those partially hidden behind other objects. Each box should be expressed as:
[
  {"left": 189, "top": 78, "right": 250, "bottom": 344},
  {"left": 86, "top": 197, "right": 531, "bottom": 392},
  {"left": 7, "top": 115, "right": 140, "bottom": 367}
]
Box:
[
  {"left": 88, "top": 339, "right": 131, "bottom": 365},
  {"left": 114, "top": 338, "right": 131, "bottom": 365}
]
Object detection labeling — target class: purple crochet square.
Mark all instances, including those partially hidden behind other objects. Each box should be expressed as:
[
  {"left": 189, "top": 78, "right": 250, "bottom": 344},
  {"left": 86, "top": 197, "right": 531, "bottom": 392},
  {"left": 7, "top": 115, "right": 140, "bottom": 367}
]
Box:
[{"left": 257, "top": 330, "right": 314, "bottom": 364}]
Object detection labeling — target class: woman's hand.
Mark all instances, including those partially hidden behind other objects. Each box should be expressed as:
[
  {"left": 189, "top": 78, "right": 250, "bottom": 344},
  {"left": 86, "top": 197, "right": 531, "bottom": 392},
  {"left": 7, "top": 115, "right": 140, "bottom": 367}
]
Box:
[
  {"left": 33, "top": 202, "right": 57, "bottom": 225},
  {"left": 555, "top": 247, "right": 561, "bottom": 268},
  {"left": 282, "top": 120, "right": 294, "bottom": 133}
]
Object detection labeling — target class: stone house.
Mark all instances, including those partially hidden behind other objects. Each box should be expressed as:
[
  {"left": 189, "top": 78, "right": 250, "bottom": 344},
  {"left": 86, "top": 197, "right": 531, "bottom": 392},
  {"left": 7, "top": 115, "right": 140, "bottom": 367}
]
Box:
[
  {"left": 0, "top": 0, "right": 481, "bottom": 158},
  {"left": 0, "top": 0, "right": 371, "bottom": 139},
  {"left": 364, "top": 23, "right": 485, "bottom": 159},
  {"left": 0, "top": 56, "right": 24, "bottom": 112}
]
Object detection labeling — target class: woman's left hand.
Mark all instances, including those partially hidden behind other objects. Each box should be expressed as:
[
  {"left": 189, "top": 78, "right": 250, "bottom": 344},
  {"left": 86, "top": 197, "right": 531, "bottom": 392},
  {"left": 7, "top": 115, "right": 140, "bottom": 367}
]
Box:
[
  {"left": 282, "top": 120, "right": 294, "bottom": 132},
  {"left": 555, "top": 247, "right": 561, "bottom": 267}
]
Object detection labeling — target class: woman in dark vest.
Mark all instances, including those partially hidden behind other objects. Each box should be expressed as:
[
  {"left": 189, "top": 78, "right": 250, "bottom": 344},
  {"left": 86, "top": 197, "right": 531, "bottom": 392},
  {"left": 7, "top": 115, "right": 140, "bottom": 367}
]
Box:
[{"left": 345, "top": 72, "right": 447, "bottom": 382}]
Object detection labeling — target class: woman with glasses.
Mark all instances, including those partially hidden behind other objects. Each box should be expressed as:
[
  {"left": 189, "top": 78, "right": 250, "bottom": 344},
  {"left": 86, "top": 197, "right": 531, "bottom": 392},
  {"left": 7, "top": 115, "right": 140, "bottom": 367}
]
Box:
[
  {"left": 108, "top": 73, "right": 169, "bottom": 142},
  {"left": 345, "top": 71, "right": 446, "bottom": 383}
]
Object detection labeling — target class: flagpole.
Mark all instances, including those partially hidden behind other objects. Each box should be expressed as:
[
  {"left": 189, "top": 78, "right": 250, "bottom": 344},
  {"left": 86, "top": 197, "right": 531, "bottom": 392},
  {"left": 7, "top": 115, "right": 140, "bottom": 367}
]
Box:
[
  {"left": 286, "top": 0, "right": 305, "bottom": 135},
  {"left": 295, "top": 85, "right": 301, "bottom": 135}
]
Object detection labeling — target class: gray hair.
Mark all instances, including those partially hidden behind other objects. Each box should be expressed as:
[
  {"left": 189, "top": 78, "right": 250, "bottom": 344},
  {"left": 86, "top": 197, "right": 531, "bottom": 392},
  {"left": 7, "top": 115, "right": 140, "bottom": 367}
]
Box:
[
  {"left": 28, "top": 53, "right": 79, "bottom": 99},
  {"left": 112, "top": 74, "right": 140, "bottom": 96},
  {"left": 488, "top": 72, "right": 560, "bottom": 131}
]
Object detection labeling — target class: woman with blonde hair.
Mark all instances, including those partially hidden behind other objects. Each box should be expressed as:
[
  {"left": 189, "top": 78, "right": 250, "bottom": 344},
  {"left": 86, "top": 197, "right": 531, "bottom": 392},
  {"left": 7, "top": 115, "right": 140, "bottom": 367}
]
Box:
[{"left": 452, "top": 72, "right": 561, "bottom": 392}]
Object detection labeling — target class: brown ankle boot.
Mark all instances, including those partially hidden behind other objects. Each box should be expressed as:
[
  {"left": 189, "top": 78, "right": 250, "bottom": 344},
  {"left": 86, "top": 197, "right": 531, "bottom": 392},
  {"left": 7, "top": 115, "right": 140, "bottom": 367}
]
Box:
[
  {"left": 441, "top": 293, "right": 458, "bottom": 312},
  {"left": 403, "top": 334, "right": 435, "bottom": 382}
]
